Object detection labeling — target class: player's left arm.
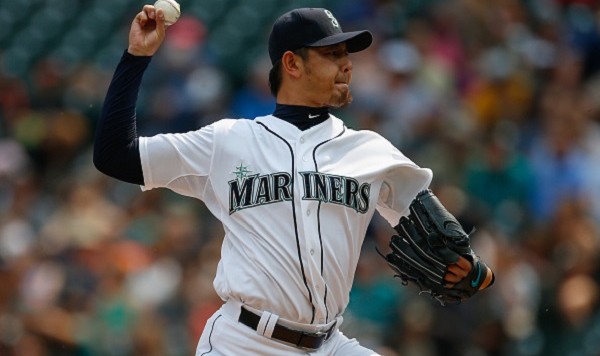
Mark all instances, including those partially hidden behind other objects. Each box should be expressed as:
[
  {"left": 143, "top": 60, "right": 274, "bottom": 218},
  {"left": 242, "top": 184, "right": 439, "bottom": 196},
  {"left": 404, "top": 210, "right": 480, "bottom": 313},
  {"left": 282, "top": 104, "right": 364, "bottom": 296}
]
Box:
[{"left": 375, "top": 142, "right": 493, "bottom": 299}]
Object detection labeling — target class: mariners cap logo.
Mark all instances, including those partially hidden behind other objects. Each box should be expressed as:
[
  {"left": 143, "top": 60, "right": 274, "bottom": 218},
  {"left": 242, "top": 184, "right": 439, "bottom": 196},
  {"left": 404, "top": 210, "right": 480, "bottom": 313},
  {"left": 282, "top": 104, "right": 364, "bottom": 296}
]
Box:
[{"left": 324, "top": 9, "right": 339, "bottom": 28}]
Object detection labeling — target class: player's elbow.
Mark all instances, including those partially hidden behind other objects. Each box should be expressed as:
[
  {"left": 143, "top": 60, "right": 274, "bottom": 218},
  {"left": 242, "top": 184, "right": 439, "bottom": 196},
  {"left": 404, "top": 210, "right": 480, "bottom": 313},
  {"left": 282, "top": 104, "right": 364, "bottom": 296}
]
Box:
[
  {"left": 93, "top": 146, "right": 112, "bottom": 177},
  {"left": 92, "top": 140, "right": 145, "bottom": 185},
  {"left": 92, "top": 138, "right": 121, "bottom": 178}
]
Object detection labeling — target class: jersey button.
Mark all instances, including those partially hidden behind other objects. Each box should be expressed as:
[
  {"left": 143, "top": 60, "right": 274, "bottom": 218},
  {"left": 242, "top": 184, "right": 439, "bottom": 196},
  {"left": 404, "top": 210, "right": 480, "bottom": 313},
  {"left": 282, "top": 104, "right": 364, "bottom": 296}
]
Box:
[
  {"left": 306, "top": 210, "right": 311, "bottom": 216},
  {"left": 310, "top": 249, "right": 315, "bottom": 255},
  {"left": 300, "top": 137, "right": 305, "bottom": 143}
]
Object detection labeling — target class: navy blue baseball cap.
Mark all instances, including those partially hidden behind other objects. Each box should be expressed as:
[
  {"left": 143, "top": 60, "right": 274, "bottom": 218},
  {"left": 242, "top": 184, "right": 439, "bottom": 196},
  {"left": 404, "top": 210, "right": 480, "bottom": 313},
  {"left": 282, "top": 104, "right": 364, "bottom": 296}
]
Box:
[{"left": 268, "top": 8, "right": 373, "bottom": 64}]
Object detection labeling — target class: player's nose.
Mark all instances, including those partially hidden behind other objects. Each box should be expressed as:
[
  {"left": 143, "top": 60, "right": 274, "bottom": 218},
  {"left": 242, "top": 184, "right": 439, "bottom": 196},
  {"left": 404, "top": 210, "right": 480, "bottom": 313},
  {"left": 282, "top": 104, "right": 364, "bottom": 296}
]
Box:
[{"left": 341, "top": 56, "right": 352, "bottom": 73}]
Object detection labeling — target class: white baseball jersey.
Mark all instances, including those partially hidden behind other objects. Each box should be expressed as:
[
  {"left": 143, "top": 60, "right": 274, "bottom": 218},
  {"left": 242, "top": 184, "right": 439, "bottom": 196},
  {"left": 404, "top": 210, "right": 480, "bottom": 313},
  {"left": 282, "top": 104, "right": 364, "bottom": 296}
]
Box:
[{"left": 139, "top": 114, "right": 432, "bottom": 326}]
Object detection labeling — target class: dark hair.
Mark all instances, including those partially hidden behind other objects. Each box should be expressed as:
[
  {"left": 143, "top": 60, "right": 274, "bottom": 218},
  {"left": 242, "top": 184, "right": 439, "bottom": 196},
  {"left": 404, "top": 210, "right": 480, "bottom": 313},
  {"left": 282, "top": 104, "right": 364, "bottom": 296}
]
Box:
[{"left": 268, "top": 47, "right": 309, "bottom": 97}]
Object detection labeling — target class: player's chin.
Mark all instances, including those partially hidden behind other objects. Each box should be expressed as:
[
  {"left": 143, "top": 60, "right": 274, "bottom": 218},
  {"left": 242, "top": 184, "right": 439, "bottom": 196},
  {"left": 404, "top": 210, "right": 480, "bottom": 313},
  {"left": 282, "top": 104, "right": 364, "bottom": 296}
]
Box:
[{"left": 328, "top": 89, "right": 353, "bottom": 108}]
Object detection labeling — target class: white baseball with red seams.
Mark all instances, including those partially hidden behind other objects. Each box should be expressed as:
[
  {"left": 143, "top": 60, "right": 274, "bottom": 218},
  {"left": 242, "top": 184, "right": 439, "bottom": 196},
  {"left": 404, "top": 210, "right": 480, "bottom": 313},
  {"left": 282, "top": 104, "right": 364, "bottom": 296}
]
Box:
[{"left": 153, "top": 0, "right": 180, "bottom": 26}]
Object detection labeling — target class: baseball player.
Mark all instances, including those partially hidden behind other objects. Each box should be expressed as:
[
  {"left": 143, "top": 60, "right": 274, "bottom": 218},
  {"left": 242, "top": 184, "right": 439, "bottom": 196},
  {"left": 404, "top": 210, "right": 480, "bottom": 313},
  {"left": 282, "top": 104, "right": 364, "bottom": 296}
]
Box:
[{"left": 94, "top": 5, "right": 493, "bottom": 355}]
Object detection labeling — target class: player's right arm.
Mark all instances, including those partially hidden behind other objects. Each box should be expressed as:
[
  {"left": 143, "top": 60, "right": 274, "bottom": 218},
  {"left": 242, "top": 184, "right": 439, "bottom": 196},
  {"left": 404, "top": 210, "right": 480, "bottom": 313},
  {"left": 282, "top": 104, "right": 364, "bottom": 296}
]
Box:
[{"left": 93, "top": 5, "right": 166, "bottom": 184}]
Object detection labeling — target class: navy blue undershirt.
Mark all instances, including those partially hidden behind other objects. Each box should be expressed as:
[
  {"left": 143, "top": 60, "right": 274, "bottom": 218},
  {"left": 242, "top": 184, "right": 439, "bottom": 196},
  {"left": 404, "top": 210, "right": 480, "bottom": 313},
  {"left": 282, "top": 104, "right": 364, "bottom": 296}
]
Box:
[
  {"left": 272, "top": 104, "right": 330, "bottom": 130},
  {"left": 93, "top": 50, "right": 331, "bottom": 185}
]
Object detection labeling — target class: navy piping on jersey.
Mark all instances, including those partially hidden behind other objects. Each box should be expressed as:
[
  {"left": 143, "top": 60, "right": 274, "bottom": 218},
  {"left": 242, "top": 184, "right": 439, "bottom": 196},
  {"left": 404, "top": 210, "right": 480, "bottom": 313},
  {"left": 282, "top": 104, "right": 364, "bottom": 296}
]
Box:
[
  {"left": 312, "top": 126, "right": 347, "bottom": 323},
  {"left": 256, "top": 121, "right": 317, "bottom": 324},
  {"left": 316, "top": 201, "right": 327, "bottom": 322},
  {"left": 199, "top": 314, "right": 222, "bottom": 355}
]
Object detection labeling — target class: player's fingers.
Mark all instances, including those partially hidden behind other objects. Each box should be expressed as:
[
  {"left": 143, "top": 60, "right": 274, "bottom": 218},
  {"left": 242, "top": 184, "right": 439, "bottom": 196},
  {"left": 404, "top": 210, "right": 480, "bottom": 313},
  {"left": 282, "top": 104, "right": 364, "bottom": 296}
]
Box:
[
  {"left": 444, "top": 257, "right": 476, "bottom": 287},
  {"left": 448, "top": 258, "right": 470, "bottom": 280},
  {"left": 443, "top": 265, "right": 464, "bottom": 288},
  {"left": 446, "top": 262, "right": 469, "bottom": 279},
  {"left": 443, "top": 277, "right": 458, "bottom": 288},
  {"left": 142, "top": 5, "right": 157, "bottom": 19},
  {"left": 154, "top": 8, "right": 166, "bottom": 35},
  {"left": 444, "top": 269, "right": 462, "bottom": 283},
  {"left": 134, "top": 10, "right": 149, "bottom": 26},
  {"left": 456, "top": 256, "right": 472, "bottom": 272}
]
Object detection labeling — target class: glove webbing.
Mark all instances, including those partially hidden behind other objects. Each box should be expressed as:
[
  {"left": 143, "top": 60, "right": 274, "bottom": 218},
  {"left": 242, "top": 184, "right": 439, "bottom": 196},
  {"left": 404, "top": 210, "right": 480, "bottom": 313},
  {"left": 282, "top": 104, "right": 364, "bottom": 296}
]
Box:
[
  {"left": 389, "top": 235, "right": 445, "bottom": 285},
  {"left": 396, "top": 221, "right": 446, "bottom": 270}
]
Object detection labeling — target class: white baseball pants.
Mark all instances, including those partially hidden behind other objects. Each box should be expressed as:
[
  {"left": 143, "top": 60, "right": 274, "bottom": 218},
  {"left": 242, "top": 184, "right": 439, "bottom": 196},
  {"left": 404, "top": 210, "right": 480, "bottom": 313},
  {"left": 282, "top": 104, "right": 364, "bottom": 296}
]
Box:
[{"left": 195, "top": 300, "right": 380, "bottom": 356}]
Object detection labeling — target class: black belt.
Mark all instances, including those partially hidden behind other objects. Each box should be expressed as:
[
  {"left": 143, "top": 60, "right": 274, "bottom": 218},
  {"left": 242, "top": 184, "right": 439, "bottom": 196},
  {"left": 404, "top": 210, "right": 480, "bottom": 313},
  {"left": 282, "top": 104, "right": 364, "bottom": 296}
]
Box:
[{"left": 238, "top": 307, "right": 336, "bottom": 350}]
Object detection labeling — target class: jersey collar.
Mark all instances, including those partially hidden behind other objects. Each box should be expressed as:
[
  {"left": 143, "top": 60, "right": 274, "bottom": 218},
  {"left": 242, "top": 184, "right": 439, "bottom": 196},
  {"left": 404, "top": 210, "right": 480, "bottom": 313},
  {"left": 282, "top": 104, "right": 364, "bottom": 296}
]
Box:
[{"left": 256, "top": 114, "right": 345, "bottom": 143}]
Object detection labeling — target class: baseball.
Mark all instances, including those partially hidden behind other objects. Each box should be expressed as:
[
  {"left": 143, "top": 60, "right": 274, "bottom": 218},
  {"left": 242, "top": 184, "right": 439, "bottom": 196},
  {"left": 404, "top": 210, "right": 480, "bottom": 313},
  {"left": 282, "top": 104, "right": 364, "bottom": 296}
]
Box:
[{"left": 154, "top": 0, "right": 180, "bottom": 26}]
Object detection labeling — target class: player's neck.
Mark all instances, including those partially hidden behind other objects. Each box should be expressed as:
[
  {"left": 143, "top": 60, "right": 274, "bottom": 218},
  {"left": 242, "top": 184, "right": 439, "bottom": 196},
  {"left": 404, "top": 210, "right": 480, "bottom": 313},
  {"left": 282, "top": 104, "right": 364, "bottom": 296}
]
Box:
[
  {"left": 276, "top": 83, "right": 324, "bottom": 108},
  {"left": 272, "top": 103, "right": 330, "bottom": 131}
]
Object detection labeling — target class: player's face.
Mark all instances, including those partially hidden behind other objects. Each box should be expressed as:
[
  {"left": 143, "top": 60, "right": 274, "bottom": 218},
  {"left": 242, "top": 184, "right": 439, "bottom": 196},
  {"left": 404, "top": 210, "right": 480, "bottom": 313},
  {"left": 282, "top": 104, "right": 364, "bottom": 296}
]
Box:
[{"left": 301, "top": 43, "right": 353, "bottom": 108}]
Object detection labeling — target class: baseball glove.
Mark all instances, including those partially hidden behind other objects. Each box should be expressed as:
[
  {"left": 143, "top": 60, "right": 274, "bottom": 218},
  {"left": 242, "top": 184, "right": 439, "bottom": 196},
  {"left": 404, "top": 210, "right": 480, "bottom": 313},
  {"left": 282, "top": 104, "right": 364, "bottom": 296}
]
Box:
[{"left": 380, "top": 189, "right": 494, "bottom": 305}]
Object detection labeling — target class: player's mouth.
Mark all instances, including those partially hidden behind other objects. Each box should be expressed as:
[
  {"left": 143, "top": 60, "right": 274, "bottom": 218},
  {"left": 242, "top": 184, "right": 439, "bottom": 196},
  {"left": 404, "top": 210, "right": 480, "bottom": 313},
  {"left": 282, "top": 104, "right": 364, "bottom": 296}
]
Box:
[{"left": 335, "top": 74, "right": 351, "bottom": 86}]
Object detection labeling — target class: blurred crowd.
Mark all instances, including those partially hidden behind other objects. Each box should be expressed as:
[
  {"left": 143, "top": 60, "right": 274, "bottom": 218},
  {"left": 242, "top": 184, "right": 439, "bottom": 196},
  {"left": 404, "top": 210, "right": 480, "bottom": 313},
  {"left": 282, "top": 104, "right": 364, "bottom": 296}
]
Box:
[{"left": 1, "top": 0, "right": 600, "bottom": 355}]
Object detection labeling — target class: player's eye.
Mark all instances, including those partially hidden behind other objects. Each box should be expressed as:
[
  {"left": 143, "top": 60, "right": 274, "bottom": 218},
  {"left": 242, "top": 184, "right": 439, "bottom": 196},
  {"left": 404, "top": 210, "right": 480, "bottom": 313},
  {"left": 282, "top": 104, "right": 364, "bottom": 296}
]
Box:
[{"left": 328, "top": 49, "right": 347, "bottom": 58}]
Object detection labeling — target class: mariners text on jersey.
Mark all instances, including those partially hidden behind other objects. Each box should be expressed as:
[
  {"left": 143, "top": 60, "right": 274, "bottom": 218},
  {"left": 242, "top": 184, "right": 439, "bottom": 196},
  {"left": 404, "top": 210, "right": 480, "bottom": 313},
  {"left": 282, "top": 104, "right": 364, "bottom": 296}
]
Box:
[{"left": 228, "top": 170, "right": 371, "bottom": 215}]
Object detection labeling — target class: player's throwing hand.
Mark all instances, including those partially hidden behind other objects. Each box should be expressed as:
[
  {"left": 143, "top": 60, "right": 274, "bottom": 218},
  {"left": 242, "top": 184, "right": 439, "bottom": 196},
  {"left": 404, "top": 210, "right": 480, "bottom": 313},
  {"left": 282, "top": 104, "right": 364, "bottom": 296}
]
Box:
[{"left": 128, "top": 5, "right": 166, "bottom": 56}]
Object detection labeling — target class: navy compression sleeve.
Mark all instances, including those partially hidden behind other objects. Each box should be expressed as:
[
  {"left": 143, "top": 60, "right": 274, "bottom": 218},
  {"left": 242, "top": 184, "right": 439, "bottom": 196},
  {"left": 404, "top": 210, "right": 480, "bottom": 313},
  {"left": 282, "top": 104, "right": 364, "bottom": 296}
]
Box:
[{"left": 93, "top": 50, "right": 151, "bottom": 185}]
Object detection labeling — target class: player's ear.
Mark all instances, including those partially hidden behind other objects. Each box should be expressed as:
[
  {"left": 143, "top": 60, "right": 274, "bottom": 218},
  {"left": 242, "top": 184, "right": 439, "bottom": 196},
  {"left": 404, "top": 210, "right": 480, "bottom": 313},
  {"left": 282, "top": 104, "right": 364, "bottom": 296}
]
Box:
[{"left": 281, "top": 50, "right": 303, "bottom": 78}]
